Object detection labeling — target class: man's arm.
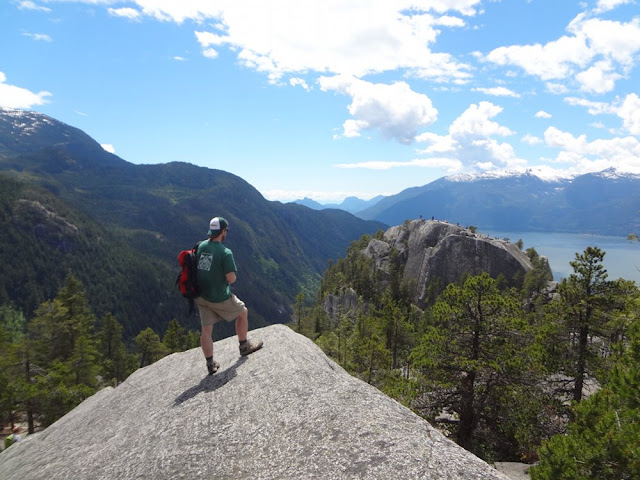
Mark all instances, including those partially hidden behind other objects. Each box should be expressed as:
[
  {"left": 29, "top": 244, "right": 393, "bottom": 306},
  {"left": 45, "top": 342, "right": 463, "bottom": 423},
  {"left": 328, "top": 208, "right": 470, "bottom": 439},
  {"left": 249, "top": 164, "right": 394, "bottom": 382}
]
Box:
[{"left": 226, "top": 271, "right": 237, "bottom": 284}]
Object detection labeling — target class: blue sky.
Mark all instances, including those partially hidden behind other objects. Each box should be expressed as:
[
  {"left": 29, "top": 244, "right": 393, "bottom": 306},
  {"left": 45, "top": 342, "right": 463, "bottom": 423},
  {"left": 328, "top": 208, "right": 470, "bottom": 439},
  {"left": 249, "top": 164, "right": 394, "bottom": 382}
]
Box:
[{"left": 2, "top": 0, "right": 640, "bottom": 203}]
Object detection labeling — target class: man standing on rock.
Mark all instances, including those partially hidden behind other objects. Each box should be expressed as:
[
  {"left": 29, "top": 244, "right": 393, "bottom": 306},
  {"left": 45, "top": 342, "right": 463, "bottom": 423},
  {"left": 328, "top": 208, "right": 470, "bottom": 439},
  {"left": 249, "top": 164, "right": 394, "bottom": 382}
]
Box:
[{"left": 195, "top": 216, "right": 263, "bottom": 375}]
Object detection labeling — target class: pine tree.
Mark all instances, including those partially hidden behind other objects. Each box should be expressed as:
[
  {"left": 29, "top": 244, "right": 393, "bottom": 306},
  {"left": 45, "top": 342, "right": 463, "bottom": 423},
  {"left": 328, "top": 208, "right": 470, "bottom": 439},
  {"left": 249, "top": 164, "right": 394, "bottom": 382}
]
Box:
[
  {"left": 410, "top": 273, "right": 541, "bottom": 456},
  {"left": 162, "top": 319, "right": 186, "bottom": 353},
  {"left": 545, "top": 247, "right": 614, "bottom": 402},
  {"left": 98, "top": 313, "right": 131, "bottom": 384},
  {"left": 531, "top": 317, "right": 640, "bottom": 480},
  {"left": 134, "top": 328, "right": 168, "bottom": 368}
]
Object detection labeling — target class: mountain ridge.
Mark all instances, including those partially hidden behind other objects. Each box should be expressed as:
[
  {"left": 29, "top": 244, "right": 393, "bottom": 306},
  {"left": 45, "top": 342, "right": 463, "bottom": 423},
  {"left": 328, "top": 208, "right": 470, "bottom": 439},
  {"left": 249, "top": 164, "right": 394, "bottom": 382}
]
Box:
[
  {"left": 0, "top": 108, "right": 386, "bottom": 337},
  {"left": 357, "top": 168, "right": 640, "bottom": 235}
]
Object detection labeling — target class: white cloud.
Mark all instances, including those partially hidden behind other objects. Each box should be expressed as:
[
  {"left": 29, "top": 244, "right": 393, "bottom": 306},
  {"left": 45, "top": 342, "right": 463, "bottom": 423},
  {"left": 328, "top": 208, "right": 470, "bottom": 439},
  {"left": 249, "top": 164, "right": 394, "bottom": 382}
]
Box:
[
  {"left": 290, "top": 77, "right": 310, "bottom": 91},
  {"left": 0, "top": 72, "right": 52, "bottom": 108},
  {"left": 543, "top": 126, "right": 640, "bottom": 173},
  {"left": 564, "top": 97, "right": 613, "bottom": 115},
  {"left": 101, "top": 144, "right": 115, "bottom": 153},
  {"left": 133, "top": 1, "right": 475, "bottom": 83},
  {"left": 335, "top": 101, "right": 524, "bottom": 174},
  {"left": 485, "top": 14, "right": 640, "bottom": 93},
  {"left": 594, "top": 0, "right": 633, "bottom": 14},
  {"left": 535, "top": 110, "right": 552, "bottom": 119},
  {"left": 545, "top": 82, "right": 569, "bottom": 95},
  {"left": 575, "top": 62, "right": 622, "bottom": 94},
  {"left": 449, "top": 101, "right": 514, "bottom": 138},
  {"left": 617, "top": 93, "right": 640, "bottom": 135},
  {"left": 472, "top": 86, "right": 520, "bottom": 97},
  {"left": 415, "top": 102, "right": 524, "bottom": 173},
  {"left": 173, "top": 56, "right": 185, "bottom": 61},
  {"left": 202, "top": 48, "right": 218, "bottom": 59},
  {"left": 108, "top": 8, "right": 141, "bottom": 21},
  {"left": 17, "top": 1, "right": 51, "bottom": 12},
  {"left": 22, "top": 32, "right": 52, "bottom": 42},
  {"left": 522, "top": 134, "right": 542, "bottom": 145},
  {"left": 335, "top": 157, "right": 462, "bottom": 171},
  {"left": 318, "top": 75, "right": 438, "bottom": 144},
  {"left": 485, "top": 30, "right": 590, "bottom": 81}
]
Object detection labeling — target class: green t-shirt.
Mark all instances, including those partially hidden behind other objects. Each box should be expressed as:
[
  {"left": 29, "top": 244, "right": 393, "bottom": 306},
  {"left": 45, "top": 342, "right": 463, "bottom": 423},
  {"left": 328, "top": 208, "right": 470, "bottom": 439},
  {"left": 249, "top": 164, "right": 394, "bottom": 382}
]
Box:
[{"left": 196, "top": 240, "right": 237, "bottom": 303}]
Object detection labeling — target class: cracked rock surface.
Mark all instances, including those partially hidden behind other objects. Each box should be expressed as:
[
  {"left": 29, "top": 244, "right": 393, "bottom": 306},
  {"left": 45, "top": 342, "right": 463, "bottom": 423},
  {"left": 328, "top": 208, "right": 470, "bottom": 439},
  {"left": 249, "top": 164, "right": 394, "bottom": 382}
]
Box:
[{"left": 0, "top": 324, "right": 509, "bottom": 480}]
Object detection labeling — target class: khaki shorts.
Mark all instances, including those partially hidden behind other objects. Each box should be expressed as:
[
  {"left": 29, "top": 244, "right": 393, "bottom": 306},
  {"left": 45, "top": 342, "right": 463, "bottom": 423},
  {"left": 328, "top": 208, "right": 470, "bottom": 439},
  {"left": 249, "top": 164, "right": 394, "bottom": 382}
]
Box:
[{"left": 195, "top": 294, "right": 246, "bottom": 327}]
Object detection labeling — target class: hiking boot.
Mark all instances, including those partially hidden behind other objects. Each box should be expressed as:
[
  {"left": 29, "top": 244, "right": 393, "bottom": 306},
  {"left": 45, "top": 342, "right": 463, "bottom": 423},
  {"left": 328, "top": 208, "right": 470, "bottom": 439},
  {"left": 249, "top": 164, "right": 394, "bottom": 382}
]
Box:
[
  {"left": 206, "top": 359, "right": 220, "bottom": 375},
  {"left": 239, "top": 339, "right": 263, "bottom": 356}
]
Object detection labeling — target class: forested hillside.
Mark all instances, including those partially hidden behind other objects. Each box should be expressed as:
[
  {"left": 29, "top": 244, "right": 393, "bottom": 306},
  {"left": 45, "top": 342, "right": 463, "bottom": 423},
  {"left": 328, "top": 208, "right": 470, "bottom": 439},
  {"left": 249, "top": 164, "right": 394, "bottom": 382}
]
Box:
[
  {"left": 0, "top": 108, "right": 385, "bottom": 338},
  {"left": 293, "top": 232, "right": 640, "bottom": 475}
]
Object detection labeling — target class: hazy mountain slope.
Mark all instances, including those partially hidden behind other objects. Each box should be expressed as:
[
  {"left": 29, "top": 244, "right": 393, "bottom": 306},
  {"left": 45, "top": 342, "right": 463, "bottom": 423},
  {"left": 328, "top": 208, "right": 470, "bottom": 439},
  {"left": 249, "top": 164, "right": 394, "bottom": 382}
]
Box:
[{"left": 294, "top": 195, "right": 384, "bottom": 213}]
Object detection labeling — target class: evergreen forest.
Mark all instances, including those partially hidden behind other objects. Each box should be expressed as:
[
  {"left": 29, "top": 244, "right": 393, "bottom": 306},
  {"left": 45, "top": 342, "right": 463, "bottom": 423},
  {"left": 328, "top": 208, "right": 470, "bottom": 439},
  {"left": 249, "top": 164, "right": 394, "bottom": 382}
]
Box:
[{"left": 292, "top": 234, "right": 640, "bottom": 478}]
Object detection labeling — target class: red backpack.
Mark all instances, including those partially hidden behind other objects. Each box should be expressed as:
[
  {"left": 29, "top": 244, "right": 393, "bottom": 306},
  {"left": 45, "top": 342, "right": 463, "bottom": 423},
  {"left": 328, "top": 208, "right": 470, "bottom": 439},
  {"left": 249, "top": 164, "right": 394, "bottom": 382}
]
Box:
[{"left": 175, "top": 242, "right": 201, "bottom": 315}]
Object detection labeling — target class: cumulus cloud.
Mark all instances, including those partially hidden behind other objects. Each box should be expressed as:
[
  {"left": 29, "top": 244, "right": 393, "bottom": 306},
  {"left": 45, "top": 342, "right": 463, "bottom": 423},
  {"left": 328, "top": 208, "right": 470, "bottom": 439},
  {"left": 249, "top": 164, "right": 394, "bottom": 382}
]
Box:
[
  {"left": 522, "top": 134, "right": 542, "bottom": 145},
  {"left": 108, "top": 8, "right": 141, "bottom": 21},
  {"left": 137, "top": 1, "right": 475, "bottom": 83},
  {"left": 535, "top": 110, "right": 552, "bottom": 119},
  {"left": 338, "top": 101, "right": 524, "bottom": 173},
  {"left": 485, "top": 13, "right": 640, "bottom": 93},
  {"left": 594, "top": 0, "right": 634, "bottom": 13},
  {"left": 543, "top": 126, "right": 640, "bottom": 173},
  {"left": 564, "top": 97, "right": 613, "bottom": 115},
  {"left": 449, "top": 101, "right": 514, "bottom": 138},
  {"left": 318, "top": 75, "right": 438, "bottom": 144},
  {"left": 617, "top": 93, "right": 640, "bottom": 135},
  {"left": 290, "top": 77, "right": 310, "bottom": 91},
  {"left": 101, "top": 144, "right": 115, "bottom": 153},
  {"left": 563, "top": 93, "right": 640, "bottom": 136},
  {"left": 0, "top": 72, "right": 51, "bottom": 109}
]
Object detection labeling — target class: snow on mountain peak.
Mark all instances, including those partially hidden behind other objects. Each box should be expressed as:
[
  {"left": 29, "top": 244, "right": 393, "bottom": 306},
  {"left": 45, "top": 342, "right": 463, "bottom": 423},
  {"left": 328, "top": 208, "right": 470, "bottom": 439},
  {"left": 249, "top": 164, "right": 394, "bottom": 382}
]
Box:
[{"left": 446, "top": 168, "right": 570, "bottom": 183}]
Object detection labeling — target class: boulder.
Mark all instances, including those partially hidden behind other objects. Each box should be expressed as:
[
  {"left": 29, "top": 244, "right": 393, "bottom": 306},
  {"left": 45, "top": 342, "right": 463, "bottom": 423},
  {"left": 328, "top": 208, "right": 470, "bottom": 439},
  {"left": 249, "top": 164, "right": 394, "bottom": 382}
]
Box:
[{"left": 0, "top": 325, "right": 509, "bottom": 480}]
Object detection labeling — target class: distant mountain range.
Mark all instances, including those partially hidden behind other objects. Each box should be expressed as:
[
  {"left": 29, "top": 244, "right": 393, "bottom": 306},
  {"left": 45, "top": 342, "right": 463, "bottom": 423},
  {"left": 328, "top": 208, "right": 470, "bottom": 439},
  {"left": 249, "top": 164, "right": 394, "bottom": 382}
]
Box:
[
  {"left": 0, "top": 108, "right": 385, "bottom": 337},
  {"left": 356, "top": 169, "right": 640, "bottom": 235},
  {"left": 294, "top": 195, "right": 384, "bottom": 214},
  {"left": 301, "top": 169, "right": 640, "bottom": 237}
]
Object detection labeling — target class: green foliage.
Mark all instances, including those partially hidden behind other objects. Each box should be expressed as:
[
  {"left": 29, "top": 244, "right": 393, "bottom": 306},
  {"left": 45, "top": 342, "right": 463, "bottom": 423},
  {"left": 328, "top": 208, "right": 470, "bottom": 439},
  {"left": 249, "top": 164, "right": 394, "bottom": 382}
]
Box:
[
  {"left": 0, "top": 305, "right": 26, "bottom": 343},
  {"left": 0, "top": 174, "right": 185, "bottom": 338},
  {"left": 296, "top": 229, "right": 640, "bottom": 467},
  {"left": 540, "top": 247, "right": 629, "bottom": 402},
  {"left": 410, "top": 273, "right": 543, "bottom": 456},
  {"left": 523, "top": 248, "right": 553, "bottom": 311},
  {"left": 531, "top": 318, "right": 640, "bottom": 480},
  {"left": 0, "top": 274, "right": 202, "bottom": 431},
  {"left": 163, "top": 318, "right": 198, "bottom": 353},
  {"left": 135, "top": 328, "right": 168, "bottom": 368}
]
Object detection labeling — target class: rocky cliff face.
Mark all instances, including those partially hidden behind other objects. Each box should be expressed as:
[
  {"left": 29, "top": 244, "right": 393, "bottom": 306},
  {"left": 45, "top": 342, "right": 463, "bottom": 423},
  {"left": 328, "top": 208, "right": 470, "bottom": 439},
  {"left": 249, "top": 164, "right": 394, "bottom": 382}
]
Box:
[
  {"left": 363, "top": 220, "right": 533, "bottom": 307},
  {"left": 0, "top": 325, "right": 509, "bottom": 480}
]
